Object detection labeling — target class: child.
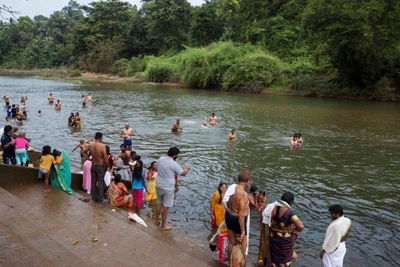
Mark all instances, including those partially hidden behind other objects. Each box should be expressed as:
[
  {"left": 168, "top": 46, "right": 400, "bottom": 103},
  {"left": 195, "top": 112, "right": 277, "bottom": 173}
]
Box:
[
  {"left": 146, "top": 161, "right": 158, "bottom": 200},
  {"left": 258, "top": 191, "right": 267, "bottom": 210},
  {"left": 71, "top": 138, "right": 93, "bottom": 164},
  {"left": 14, "top": 131, "right": 30, "bottom": 166},
  {"left": 131, "top": 157, "right": 148, "bottom": 214},
  {"left": 39, "top": 145, "right": 56, "bottom": 193}
]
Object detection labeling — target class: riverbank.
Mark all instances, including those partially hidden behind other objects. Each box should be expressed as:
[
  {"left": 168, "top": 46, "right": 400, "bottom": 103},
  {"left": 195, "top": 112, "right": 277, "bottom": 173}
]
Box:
[{"left": 1, "top": 68, "right": 399, "bottom": 102}]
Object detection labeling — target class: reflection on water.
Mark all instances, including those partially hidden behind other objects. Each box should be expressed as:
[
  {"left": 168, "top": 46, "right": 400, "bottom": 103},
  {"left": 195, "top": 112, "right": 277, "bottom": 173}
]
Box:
[{"left": 1, "top": 76, "right": 399, "bottom": 266}]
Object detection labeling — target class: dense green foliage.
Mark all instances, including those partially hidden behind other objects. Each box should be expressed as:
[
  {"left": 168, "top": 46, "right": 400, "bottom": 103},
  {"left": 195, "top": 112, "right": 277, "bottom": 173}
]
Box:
[{"left": 0, "top": 0, "right": 399, "bottom": 100}]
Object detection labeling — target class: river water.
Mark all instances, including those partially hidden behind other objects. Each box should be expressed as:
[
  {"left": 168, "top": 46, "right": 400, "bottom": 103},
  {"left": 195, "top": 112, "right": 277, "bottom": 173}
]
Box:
[{"left": 1, "top": 75, "right": 399, "bottom": 266}]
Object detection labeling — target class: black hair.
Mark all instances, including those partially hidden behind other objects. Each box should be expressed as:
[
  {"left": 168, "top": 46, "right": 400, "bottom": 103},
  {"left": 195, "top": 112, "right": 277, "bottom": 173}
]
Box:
[
  {"left": 132, "top": 160, "right": 143, "bottom": 181},
  {"left": 38, "top": 110, "right": 41, "bottom": 113},
  {"left": 281, "top": 192, "right": 294, "bottom": 204},
  {"left": 259, "top": 191, "right": 266, "bottom": 197},
  {"left": 328, "top": 204, "right": 344, "bottom": 216},
  {"left": 250, "top": 185, "right": 258, "bottom": 193},
  {"left": 218, "top": 182, "right": 227, "bottom": 204},
  {"left": 167, "top": 147, "right": 180, "bottom": 157},
  {"left": 120, "top": 144, "right": 127, "bottom": 148},
  {"left": 135, "top": 155, "right": 141, "bottom": 161},
  {"left": 114, "top": 174, "right": 122, "bottom": 184},
  {"left": 297, "top": 133, "right": 302, "bottom": 137},
  {"left": 42, "top": 145, "right": 51, "bottom": 155},
  {"left": 106, "top": 145, "right": 110, "bottom": 155},
  {"left": 70, "top": 113, "right": 74, "bottom": 116},
  {"left": 4, "top": 125, "right": 12, "bottom": 134},
  {"left": 75, "top": 112, "right": 79, "bottom": 115},
  {"left": 95, "top": 132, "right": 102, "bottom": 140},
  {"left": 148, "top": 161, "right": 157, "bottom": 170},
  {"left": 130, "top": 151, "right": 136, "bottom": 157}
]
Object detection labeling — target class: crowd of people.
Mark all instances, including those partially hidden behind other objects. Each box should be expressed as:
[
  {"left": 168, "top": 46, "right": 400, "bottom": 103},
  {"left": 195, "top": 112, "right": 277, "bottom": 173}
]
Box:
[{"left": 1, "top": 93, "right": 349, "bottom": 267}]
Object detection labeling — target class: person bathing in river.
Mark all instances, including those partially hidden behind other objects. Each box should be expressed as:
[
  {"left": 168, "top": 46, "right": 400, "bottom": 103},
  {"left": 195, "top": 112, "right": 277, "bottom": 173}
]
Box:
[
  {"left": 71, "top": 138, "right": 94, "bottom": 164},
  {"left": 205, "top": 113, "right": 218, "bottom": 125},
  {"left": 74, "top": 112, "right": 81, "bottom": 128},
  {"left": 290, "top": 134, "right": 299, "bottom": 147},
  {"left": 48, "top": 93, "right": 54, "bottom": 104},
  {"left": 116, "top": 144, "right": 132, "bottom": 181},
  {"left": 3, "top": 96, "right": 9, "bottom": 106},
  {"left": 120, "top": 124, "right": 135, "bottom": 151},
  {"left": 20, "top": 96, "right": 27, "bottom": 108},
  {"left": 258, "top": 191, "right": 267, "bottom": 210},
  {"left": 171, "top": 119, "right": 183, "bottom": 132},
  {"left": 228, "top": 129, "right": 236, "bottom": 140},
  {"left": 15, "top": 108, "right": 23, "bottom": 122},
  {"left": 297, "top": 133, "right": 303, "bottom": 144},
  {"left": 249, "top": 185, "right": 261, "bottom": 212},
  {"left": 82, "top": 95, "right": 87, "bottom": 107},
  {"left": 55, "top": 100, "right": 62, "bottom": 110},
  {"left": 68, "top": 113, "right": 75, "bottom": 127},
  {"left": 87, "top": 93, "right": 92, "bottom": 102}
]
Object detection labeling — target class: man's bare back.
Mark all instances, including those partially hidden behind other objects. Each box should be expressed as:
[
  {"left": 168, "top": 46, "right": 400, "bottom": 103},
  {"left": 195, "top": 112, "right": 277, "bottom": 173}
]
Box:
[
  {"left": 87, "top": 142, "right": 107, "bottom": 165},
  {"left": 227, "top": 186, "right": 249, "bottom": 217}
]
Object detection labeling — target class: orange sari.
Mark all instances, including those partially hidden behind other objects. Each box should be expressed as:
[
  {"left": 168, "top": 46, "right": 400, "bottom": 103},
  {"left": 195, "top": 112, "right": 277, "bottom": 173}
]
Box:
[{"left": 108, "top": 181, "right": 133, "bottom": 208}]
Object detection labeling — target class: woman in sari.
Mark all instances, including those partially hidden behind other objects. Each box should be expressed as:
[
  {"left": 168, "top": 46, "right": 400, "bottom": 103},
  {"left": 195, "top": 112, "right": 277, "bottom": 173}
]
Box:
[
  {"left": 210, "top": 182, "right": 227, "bottom": 228},
  {"left": 146, "top": 161, "right": 158, "bottom": 200},
  {"left": 258, "top": 192, "right": 304, "bottom": 267},
  {"left": 108, "top": 174, "right": 133, "bottom": 208}
]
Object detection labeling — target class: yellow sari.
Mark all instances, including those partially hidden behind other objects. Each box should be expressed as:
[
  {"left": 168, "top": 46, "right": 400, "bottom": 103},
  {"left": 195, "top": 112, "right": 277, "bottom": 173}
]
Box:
[
  {"left": 147, "top": 170, "right": 157, "bottom": 200},
  {"left": 210, "top": 191, "right": 225, "bottom": 227}
]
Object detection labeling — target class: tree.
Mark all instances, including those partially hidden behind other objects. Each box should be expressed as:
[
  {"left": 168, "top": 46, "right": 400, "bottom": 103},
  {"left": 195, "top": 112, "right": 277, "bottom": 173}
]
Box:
[{"left": 303, "top": 0, "right": 400, "bottom": 86}]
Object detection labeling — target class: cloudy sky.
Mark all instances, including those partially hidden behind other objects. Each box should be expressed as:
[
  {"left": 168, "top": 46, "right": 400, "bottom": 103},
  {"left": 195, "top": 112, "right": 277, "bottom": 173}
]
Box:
[{"left": 2, "top": 0, "right": 206, "bottom": 18}]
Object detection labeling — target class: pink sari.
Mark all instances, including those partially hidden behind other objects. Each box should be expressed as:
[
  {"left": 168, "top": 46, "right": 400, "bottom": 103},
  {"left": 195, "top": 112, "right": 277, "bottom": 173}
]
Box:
[{"left": 82, "top": 160, "right": 92, "bottom": 190}]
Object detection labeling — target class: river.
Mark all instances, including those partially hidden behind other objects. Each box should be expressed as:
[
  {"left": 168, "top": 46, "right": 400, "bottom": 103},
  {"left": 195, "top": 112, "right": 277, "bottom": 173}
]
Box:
[{"left": 1, "top": 75, "right": 399, "bottom": 266}]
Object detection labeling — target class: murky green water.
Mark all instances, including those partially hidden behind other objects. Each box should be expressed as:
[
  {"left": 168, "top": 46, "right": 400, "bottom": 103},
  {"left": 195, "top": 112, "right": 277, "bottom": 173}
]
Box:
[{"left": 1, "top": 75, "right": 399, "bottom": 266}]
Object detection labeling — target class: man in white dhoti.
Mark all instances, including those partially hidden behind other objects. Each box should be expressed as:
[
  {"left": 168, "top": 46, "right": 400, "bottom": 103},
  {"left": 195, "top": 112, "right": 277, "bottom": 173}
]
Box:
[{"left": 320, "top": 204, "right": 352, "bottom": 267}]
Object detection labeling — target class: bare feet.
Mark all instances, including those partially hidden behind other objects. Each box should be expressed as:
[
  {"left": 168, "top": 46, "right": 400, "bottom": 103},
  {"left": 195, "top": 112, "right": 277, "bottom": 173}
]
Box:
[
  {"left": 161, "top": 225, "right": 172, "bottom": 230},
  {"left": 154, "top": 221, "right": 160, "bottom": 227},
  {"left": 44, "top": 189, "right": 50, "bottom": 193}
]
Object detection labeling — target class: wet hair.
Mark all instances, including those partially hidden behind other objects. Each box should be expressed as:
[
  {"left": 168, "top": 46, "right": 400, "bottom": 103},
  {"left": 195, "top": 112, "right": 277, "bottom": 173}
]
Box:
[
  {"left": 211, "top": 113, "right": 215, "bottom": 115},
  {"left": 149, "top": 161, "right": 157, "bottom": 170},
  {"left": 22, "top": 111, "right": 27, "bottom": 115},
  {"left": 231, "top": 129, "right": 235, "bottom": 133},
  {"left": 42, "top": 145, "right": 51, "bottom": 155},
  {"left": 133, "top": 159, "right": 143, "bottom": 181},
  {"left": 281, "top": 192, "right": 294, "bottom": 204},
  {"left": 130, "top": 151, "right": 136, "bottom": 157},
  {"left": 238, "top": 170, "right": 251, "bottom": 183},
  {"left": 259, "top": 191, "right": 266, "bottom": 197},
  {"left": 12, "top": 104, "right": 15, "bottom": 107},
  {"left": 120, "top": 144, "right": 127, "bottom": 149},
  {"left": 95, "top": 132, "right": 102, "bottom": 140},
  {"left": 106, "top": 145, "right": 110, "bottom": 155},
  {"left": 328, "top": 204, "right": 343, "bottom": 216},
  {"left": 75, "top": 112, "right": 79, "bottom": 115},
  {"left": 82, "top": 95, "right": 85, "bottom": 97},
  {"left": 218, "top": 182, "right": 227, "bottom": 204},
  {"left": 114, "top": 174, "right": 122, "bottom": 184},
  {"left": 70, "top": 113, "right": 74, "bottom": 116},
  {"left": 297, "top": 133, "right": 302, "bottom": 137},
  {"left": 38, "top": 110, "right": 41, "bottom": 113},
  {"left": 167, "top": 147, "right": 180, "bottom": 157},
  {"left": 177, "top": 119, "right": 180, "bottom": 122},
  {"left": 3, "top": 125, "right": 12, "bottom": 134},
  {"left": 250, "top": 185, "right": 258, "bottom": 193}
]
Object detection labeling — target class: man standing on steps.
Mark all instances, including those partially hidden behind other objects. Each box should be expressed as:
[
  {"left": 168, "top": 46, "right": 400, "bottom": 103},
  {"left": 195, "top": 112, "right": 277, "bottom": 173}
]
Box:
[
  {"left": 155, "top": 147, "right": 190, "bottom": 230},
  {"left": 83, "top": 132, "right": 108, "bottom": 204}
]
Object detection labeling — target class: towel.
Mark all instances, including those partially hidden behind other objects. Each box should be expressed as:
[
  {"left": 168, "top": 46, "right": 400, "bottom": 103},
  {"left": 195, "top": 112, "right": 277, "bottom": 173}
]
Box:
[
  {"left": 262, "top": 200, "right": 290, "bottom": 226},
  {"left": 322, "top": 216, "right": 352, "bottom": 253}
]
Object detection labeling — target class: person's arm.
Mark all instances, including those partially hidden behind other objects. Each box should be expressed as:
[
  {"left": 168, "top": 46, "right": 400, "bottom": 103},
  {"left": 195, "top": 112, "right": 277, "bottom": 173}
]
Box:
[
  {"left": 2, "top": 138, "right": 15, "bottom": 149},
  {"left": 142, "top": 176, "right": 148, "bottom": 192},
  {"left": 85, "top": 138, "right": 94, "bottom": 144},
  {"left": 120, "top": 130, "right": 124, "bottom": 138},
  {"left": 130, "top": 130, "right": 136, "bottom": 136},
  {"left": 237, "top": 193, "right": 247, "bottom": 243},
  {"left": 146, "top": 170, "right": 152, "bottom": 181},
  {"left": 210, "top": 192, "right": 217, "bottom": 219},
  {"left": 180, "top": 165, "right": 190, "bottom": 176},
  {"left": 71, "top": 144, "right": 80, "bottom": 154},
  {"left": 291, "top": 213, "right": 304, "bottom": 232},
  {"left": 248, "top": 195, "right": 257, "bottom": 210},
  {"left": 82, "top": 146, "right": 90, "bottom": 161},
  {"left": 340, "top": 225, "right": 351, "bottom": 242}
]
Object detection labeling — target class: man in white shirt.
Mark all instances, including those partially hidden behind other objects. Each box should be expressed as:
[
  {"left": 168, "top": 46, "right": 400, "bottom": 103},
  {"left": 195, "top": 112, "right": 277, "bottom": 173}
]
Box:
[{"left": 155, "top": 147, "right": 190, "bottom": 230}]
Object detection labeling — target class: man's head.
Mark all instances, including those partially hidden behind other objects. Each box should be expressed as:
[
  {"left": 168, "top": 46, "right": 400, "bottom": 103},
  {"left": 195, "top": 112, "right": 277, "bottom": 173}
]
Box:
[
  {"left": 12, "top": 104, "right": 15, "bottom": 108},
  {"left": 130, "top": 151, "right": 137, "bottom": 159},
  {"left": 5, "top": 117, "right": 10, "bottom": 121},
  {"left": 95, "top": 132, "right": 102, "bottom": 141},
  {"left": 237, "top": 170, "right": 251, "bottom": 187},
  {"left": 211, "top": 113, "right": 215, "bottom": 117},
  {"left": 70, "top": 113, "right": 74, "bottom": 117},
  {"left": 177, "top": 119, "right": 180, "bottom": 123},
  {"left": 231, "top": 129, "right": 235, "bottom": 134},
  {"left": 75, "top": 112, "right": 79, "bottom": 116},
  {"left": 125, "top": 124, "right": 129, "bottom": 129},
  {"left": 167, "top": 147, "right": 180, "bottom": 160},
  {"left": 250, "top": 185, "right": 259, "bottom": 195},
  {"left": 120, "top": 144, "right": 127, "bottom": 152},
  {"left": 82, "top": 95, "right": 85, "bottom": 98},
  {"left": 328, "top": 204, "right": 343, "bottom": 220},
  {"left": 57, "top": 99, "right": 60, "bottom": 103},
  {"left": 281, "top": 192, "right": 294, "bottom": 205},
  {"left": 4, "top": 125, "right": 13, "bottom": 135},
  {"left": 50, "top": 93, "right": 52, "bottom": 96},
  {"left": 80, "top": 139, "right": 85, "bottom": 144},
  {"left": 38, "top": 110, "right": 41, "bottom": 114}
]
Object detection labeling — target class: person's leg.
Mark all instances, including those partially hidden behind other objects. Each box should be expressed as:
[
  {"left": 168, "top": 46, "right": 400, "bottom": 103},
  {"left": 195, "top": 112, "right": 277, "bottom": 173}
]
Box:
[
  {"left": 90, "top": 165, "right": 98, "bottom": 202},
  {"left": 44, "top": 171, "right": 50, "bottom": 192},
  {"left": 154, "top": 187, "right": 163, "bottom": 226},
  {"left": 161, "top": 190, "right": 174, "bottom": 230},
  {"left": 97, "top": 166, "right": 106, "bottom": 202},
  {"left": 161, "top": 206, "right": 170, "bottom": 230},
  {"left": 227, "top": 229, "right": 237, "bottom": 265}
]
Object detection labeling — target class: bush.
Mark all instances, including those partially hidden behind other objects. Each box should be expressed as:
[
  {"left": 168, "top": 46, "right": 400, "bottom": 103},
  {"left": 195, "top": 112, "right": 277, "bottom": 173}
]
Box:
[
  {"left": 222, "top": 53, "right": 285, "bottom": 92},
  {"left": 111, "top": 58, "right": 129, "bottom": 76},
  {"left": 146, "top": 60, "right": 174, "bottom": 83},
  {"left": 69, "top": 69, "right": 81, "bottom": 77},
  {"left": 126, "top": 57, "right": 149, "bottom": 77},
  {"left": 127, "top": 72, "right": 146, "bottom": 83}
]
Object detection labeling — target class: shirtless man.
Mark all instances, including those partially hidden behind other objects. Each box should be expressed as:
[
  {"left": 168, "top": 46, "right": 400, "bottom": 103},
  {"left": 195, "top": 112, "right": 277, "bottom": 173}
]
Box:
[
  {"left": 48, "top": 93, "right": 54, "bottom": 104},
  {"left": 120, "top": 124, "right": 135, "bottom": 151},
  {"left": 87, "top": 93, "right": 92, "bottom": 102},
  {"left": 82, "top": 132, "right": 108, "bottom": 204},
  {"left": 171, "top": 119, "right": 183, "bottom": 132},
  {"left": 55, "top": 100, "right": 62, "bottom": 110},
  {"left": 71, "top": 138, "right": 94, "bottom": 164},
  {"left": 249, "top": 185, "right": 260, "bottom": 212},
  {"left": 228, "top": 129, "right": 236, "bottom": 140},
  {"left": 82, "top": 95, "right": 87, "bottom": 107},
  {"left": 226, "top": 170, "right": 251, "bottom": 266},
  {"left": 3, "top": 96, "right": 9, "bottom": 106},
  {"left": 20, "top": 96, "right": 27, "bottom": 107},
  {"left": 207, "top": 113, "right": 218, "bottom": 125},
  {"left": 115, "top": 144, "right": 132, "bottom": 182}
]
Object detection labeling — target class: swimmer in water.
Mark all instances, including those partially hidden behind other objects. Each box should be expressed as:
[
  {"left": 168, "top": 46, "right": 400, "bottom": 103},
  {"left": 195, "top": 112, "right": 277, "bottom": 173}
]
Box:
[
  {"left": 290, "top": 133, "right": 299, "bottom": 147},
  {"left": 206, "top": 113, "right": 218, "bottom": 125},
  {"left": 297, "top": 133, "right": 303, "bottom": 144},
  {"left": 54, "top": 100, "right": 62, "bottom": 110},
  {"left": 71, "top": 138, "right": 94, "bottom": 164},
  {"left": 68, "top": 113, "right": 75, "bottom": 127},
  {"left": 15, "top": 108, "right": 23, "bottom": 121},
  {"left": 20, "top": 97, "right": 27, "bottom": 108},
  {"left": 171, "top": 119, "right": 183, "bottom": 132},
  {"left": 38, "top": 110, "right": 42, "bottom": 116},
  {"left": 48, "top": 93, "right": 54, "bottom": 104},
  {"left": 22, "top": 111, "right": 27, "bottom": 120},
  {"left": 3, "top": 96, "right": 9, "bottom": 106},
  {"left": 228, "top": 129, "right": 236, "bottom": 140},
  {"left": 74, "top": 112, "right": 81, "bottom": 128},
  {"left": 87, "top": 93, "right": 92, "bottom": 102},
  {"left": 120, "top": 124, "right": 135, "bottom": 151},
  {"left": 82, "top": 95, "right": 87, "bottom": 107}
]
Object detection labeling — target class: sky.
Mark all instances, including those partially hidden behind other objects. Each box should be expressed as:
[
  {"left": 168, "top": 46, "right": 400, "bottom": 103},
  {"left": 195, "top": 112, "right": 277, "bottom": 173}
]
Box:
[{"left": 1, "top": 0, "right": 205, "bottom": 18}]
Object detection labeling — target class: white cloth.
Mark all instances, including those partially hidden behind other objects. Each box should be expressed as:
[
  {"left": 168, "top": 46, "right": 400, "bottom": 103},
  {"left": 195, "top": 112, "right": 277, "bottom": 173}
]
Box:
[
  {"left": 323, "top": 241, "right": 346, "bottom": 267},
  {"left": 322, "top": 216, "right": 352, "bottom": 253},
  {"left": 262, "top": 200, "right": 291, "bottom": 226},
  {"left": 223, "top": 184, "right": 250, "bottom": 255}
]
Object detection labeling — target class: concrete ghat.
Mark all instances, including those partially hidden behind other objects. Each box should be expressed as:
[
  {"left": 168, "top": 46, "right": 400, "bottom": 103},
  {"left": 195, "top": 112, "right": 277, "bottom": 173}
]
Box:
[{"left": 0, "top": 163, "right": 225, "bottom": 266}]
